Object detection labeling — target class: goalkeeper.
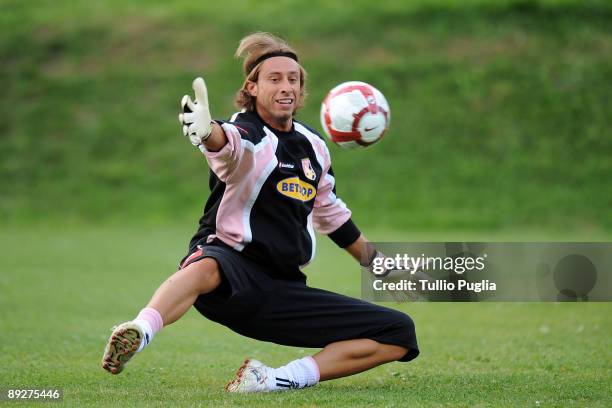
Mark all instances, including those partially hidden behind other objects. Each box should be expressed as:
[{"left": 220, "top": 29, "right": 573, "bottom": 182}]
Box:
[{"left": 102, "top": 32, "right": 419, "bottom": 393}]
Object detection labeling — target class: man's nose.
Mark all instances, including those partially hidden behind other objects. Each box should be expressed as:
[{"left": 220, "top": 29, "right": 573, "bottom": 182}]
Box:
[{"left": 279, "top": 78, "right": 292, "bottom": 92}]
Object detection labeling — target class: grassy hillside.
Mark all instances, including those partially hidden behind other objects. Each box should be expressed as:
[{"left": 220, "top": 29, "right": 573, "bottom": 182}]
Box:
[{"left": 1, "top": 0, "right": 611, "bottom": 231}]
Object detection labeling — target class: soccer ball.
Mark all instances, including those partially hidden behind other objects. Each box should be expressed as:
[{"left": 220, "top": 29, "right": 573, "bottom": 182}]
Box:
[{"left": 320, "top": 81, "right": 390, "bottom": 148}]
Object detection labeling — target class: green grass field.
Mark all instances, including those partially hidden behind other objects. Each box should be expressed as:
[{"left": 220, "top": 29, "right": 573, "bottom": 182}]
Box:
[
  {"left": 1, "top": 225, "right": 610, "bottom": 407},
  {"left": 2, "top": 0, "right": 611, "bottom": 406}
]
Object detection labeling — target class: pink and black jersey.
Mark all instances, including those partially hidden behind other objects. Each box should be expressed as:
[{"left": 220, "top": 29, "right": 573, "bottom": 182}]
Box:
[{"left": 188, "top": 111, "right": 360, "bottom": 280}]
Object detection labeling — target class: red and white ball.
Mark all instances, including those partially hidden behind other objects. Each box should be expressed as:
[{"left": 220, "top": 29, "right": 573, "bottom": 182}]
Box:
[{"left": 320, "top": 81, "right": 390, "bottom": 148}]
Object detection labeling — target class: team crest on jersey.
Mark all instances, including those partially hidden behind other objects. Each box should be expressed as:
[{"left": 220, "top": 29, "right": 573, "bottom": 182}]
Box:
[
  {"left": 301, "top": 158, "right": 316, "bottom": 181},
  {"left": 277, "top": 177, "right": 316, "bottom": 202}
]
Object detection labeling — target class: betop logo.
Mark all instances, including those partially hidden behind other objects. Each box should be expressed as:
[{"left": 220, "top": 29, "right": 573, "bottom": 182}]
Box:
[{"left": 277, "top": 177, "right": 316, "bottom": 202}]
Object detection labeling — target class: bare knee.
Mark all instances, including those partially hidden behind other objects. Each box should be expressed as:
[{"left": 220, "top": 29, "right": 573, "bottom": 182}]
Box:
[
  {"left": 356, "top": 340, "right": 407, "bottom": 362},
  {"left": 326, "top": 339, "right": 406, "bottom": 362},
  {"left": 181, "top": 257, "right": 222, "bottom": 294},
  {"left": 336, "top": 339, "right": 380, "bottom": 359},
  {"left": 378, "top": 343, "right": 409, "bottom": 362}
]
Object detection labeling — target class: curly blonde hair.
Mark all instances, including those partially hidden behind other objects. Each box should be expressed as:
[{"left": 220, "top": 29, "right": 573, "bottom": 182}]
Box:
[{"left": 234, "top": 32, "right": 307, "bottom": 113}]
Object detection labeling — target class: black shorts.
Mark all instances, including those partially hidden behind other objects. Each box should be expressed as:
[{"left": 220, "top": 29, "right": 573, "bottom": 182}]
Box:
[{"left": 180, "top": 242, "right": 419, "bottom": 362}]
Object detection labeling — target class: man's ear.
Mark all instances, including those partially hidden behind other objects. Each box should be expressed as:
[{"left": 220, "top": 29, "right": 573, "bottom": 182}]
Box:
[{"left": 246, "top": 81, "right": 258, "bottom": 97}]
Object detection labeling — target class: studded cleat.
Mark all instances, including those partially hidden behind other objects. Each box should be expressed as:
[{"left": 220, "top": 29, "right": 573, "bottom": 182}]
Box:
[
  {"left": 225, "top": 359, "right": 270, "bottom": 393},
  {"left": 101, "top": 322, "right": 144, "bottom": 375}
]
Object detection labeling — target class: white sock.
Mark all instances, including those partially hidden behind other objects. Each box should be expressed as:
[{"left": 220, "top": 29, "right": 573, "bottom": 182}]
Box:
[
  {"left": 132, "top": 307, "right": 164, "bottom": 352},
  {"left": 265, "top": 356, "right": 320, "bottom": 391},
  {"left": 133, "top": 319, "right": 153, "bottom": 352}
]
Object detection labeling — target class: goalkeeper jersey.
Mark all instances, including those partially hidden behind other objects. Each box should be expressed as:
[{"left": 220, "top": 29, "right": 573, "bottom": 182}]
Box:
[{"left": 187, "top": 110, "right": 360, "bottom": 280}]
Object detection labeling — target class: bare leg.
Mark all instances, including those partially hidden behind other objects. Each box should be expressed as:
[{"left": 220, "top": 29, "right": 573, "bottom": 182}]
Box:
[
  {"left": 147, "top": 258, "right": 221, "bottom": 325},
  {"left": 313, "top": 339, "right": 408, "bottom": 381},
  {"left": 102, "top": 258, "right": 221, "bottom": 374}
]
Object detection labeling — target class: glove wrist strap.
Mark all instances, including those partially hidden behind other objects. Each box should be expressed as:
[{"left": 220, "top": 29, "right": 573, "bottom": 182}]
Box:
[{"left": 199, "top": 121, "right": 214, "bottom": 144}]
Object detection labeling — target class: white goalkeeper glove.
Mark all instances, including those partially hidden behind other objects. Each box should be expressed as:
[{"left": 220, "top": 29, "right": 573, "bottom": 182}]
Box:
[
  {"left": 364, "top": 250, "right": 433, "bottom": 302},
  {"left": 363, "top": 250, "right": 392, "bottom": 277},
  {"left": 178, "top": 77, "right": 213, "bottom": 146},
  {"left": 364, "top": 250, "right": 426, "bottom": 278}
]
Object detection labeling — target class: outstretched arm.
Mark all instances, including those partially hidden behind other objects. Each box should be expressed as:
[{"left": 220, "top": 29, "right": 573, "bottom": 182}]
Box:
[
  {"left": 344, "top": 234, "right": 376, "bottom": 266},
  {"left": 179, "top": 77, "right": 228, "bottom": 152},
  {"left": 346, "top": 234, "right": 411, "bottom": 279},
  {"left": 202, "top": 123, "right": 227, "bottom": 152},
  {"left": 178, "top": 77, "right": 247, "bottom": 182}
]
